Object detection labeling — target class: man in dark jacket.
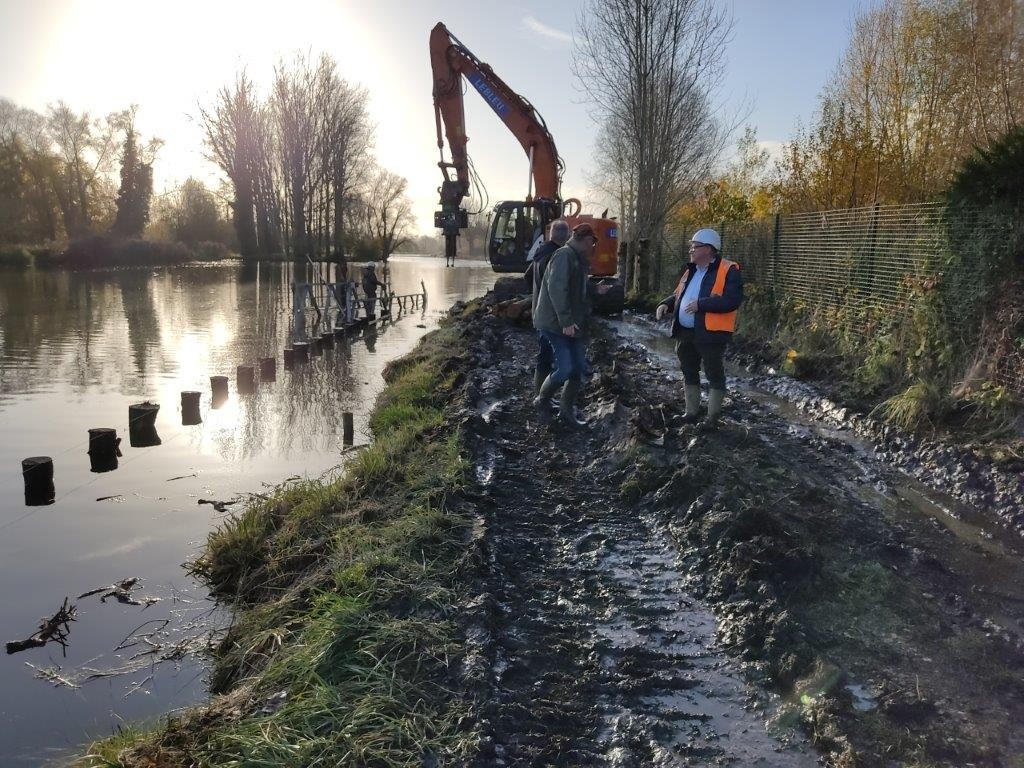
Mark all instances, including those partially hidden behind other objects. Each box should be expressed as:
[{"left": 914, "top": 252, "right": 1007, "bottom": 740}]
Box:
[
  {"left": 525, "top": 219, "right": 571, "bottom": 393},
  {"left": 361, "top": 264, "right": 384, "bottom": 320},
  {"left": 533, "top": 222, "right": 596, "bottom": 428},
  {"left": 656, "top": 228, "right": 743, "bottom": 425}
]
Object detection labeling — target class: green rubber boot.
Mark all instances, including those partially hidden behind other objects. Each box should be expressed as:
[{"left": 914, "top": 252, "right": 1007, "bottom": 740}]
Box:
[
  {"left": 706, "top": 388, "right": 726, "bottom": 426},
  {"left": 680, "top": 384, "right": 702, "bottom": 424},
  {"left": 558, "top": 377, "right": 587, "bottom": 429},
  {"left": 534, "top": 364, "right": 551, "bottom": 395},
  {"left": 533, "top": 375, "right": 560, "bottom": 420}
]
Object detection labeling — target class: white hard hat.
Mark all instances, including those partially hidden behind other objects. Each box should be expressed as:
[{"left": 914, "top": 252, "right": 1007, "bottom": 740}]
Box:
[{"left": 690, "top": 228, "right": 721, "bottom": 251}]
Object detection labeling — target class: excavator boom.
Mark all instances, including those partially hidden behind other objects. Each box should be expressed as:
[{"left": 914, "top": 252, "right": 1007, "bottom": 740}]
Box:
[
  {"left": 429, "top": 20, "right": 622, "bottom": 312},
  {"left": 431, "top": 22, "right": 563, "bottom": 203}
]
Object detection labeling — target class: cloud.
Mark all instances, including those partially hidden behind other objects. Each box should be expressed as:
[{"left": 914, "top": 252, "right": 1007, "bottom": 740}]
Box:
[{"left": 523, "top": 15, "right": 573, "bottom": 44}]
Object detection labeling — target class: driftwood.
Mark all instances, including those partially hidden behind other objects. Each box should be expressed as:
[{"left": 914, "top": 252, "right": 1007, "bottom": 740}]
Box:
[
  {"left": 78, "top": 577, "right": 160, "bottom": 607},
  {"left": 6, "top": 597, "right": 77, "bottom": 655},
  {"left": 198, "top": 498, "right": 236, "bottom": 514}
]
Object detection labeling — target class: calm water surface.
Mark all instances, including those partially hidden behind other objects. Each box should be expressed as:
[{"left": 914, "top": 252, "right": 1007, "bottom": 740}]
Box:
[{"left": 0, "top": 255, "right": 495, "bottom": 765}]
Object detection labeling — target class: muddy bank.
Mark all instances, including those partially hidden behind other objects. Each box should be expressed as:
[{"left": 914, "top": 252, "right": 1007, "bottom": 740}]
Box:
[
  {"left": 744, "top": 360, "right": 1023, "bottom": 539},
  {"left": 746, "top": 370, "right": 1024, "bottom": 536},
  {"left": 633, "top": 312, "right": 1024, "bottom": 538},
  {"left": 455, "top": 301, "right": 1024, "bottom": 766}
]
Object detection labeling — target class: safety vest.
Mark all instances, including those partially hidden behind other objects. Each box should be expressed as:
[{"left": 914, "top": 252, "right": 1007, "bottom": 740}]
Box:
[{"left": 674, "top": 258, "right": 740, "bottom": 333}]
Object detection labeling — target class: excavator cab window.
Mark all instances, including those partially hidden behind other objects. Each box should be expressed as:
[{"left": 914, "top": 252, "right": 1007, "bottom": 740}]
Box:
[{"left": 488, "top": 202, "right": 539, "bottom": 273}]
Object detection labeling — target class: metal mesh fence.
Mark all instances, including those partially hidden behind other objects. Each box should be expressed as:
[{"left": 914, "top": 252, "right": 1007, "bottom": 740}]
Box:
[{"left": 660, "top": 201, "right": 1023, "bottom": 396}]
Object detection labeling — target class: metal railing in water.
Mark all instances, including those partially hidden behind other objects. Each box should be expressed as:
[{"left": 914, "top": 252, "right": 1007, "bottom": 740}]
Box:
[{"left": 290, "top": 279, "right": 428, "bottom": 339}]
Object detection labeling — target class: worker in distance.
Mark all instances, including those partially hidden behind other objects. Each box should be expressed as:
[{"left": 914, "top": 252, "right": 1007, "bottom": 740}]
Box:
[{"left": 655, "top": 228, "right": 743, "bottom": 426}]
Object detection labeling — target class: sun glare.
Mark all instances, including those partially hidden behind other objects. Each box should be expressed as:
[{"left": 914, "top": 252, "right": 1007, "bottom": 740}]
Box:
[{"left": 39, "top": 1, "right": 379, "bottom": 191}]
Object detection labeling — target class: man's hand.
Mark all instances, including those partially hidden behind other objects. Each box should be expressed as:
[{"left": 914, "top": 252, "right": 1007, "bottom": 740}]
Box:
[
  {"left": 683, "top": 299, "right": 699, "bottom": 314},
  {"left": 563, "top": 324, "right": 578, "bottom": 337},
  {"left": 655, "top": 304, "right": 668, "bottom": 321}
]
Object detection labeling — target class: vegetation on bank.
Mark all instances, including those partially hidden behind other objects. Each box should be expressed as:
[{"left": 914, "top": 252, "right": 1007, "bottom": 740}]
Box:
[
  {"left": 79, "top": 316, "right": 476, "bottom": 767},
  {"left": 0, "top": 237, "right": 233, "bottom": 269}
]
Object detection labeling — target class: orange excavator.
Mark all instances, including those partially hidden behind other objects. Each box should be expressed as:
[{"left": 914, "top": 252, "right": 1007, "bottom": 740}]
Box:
[{"left": 430, "top": 21, "right": 624, "bottom": 312}]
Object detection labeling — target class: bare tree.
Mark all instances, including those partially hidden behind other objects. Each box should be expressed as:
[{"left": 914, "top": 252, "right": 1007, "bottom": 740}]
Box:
[
  {"left": 202, "top": 56, "right": 376, "bottom": 261},
  {"left": 363, "top": 169, "right": 412, "bottom": 262},
  {"left": 46, "top": 102, "right": 119, "bottom": 236},
  {"left": 325, "top": 79, "right": 373, "bottom": 262},
  {"left": 200, "top": 74, "right": 262, "bottom": 256},
  {"left": 272, "top": 55, "right": 318, "bottom": 258},
  {"left": 575, "top": 0, "right": 734, "bottom": 293}
]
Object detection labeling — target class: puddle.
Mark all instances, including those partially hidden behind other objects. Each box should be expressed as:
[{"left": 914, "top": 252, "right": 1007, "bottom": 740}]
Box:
[{"left": 847, "top": 682, "right": 878, "bottom": 712}]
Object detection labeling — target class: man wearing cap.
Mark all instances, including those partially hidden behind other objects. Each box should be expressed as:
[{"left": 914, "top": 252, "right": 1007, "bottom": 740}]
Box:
[
  {"left": 655, "top": 228, "right": 743, "bottom": 425},
  {"left": 532, "top": 222, "right": 597, "bottom": 428},
  {"left": 525, "top": 220, "right": 571, "bottom": 394}
]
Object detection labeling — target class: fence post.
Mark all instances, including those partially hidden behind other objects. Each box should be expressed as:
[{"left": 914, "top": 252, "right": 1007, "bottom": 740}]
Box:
[
  {"left": 772, "top": 212, "right": 781, "bottom": 297},
  {"left": 865, "top": 201, "right": 881, "bottom": 297}
]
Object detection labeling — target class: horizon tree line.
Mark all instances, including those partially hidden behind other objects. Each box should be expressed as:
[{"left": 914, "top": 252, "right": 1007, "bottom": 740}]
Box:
[
  {"left": 201, "top": 53, "right": 412, "bottom": 265},
  {"left": 0, "top": 51, "right": 414, "bottom": 265}
]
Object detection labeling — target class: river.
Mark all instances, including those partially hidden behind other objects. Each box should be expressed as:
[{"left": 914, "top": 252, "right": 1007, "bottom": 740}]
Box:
[{"left": 0, "top": 255, "right": 496, "bottom": 766}]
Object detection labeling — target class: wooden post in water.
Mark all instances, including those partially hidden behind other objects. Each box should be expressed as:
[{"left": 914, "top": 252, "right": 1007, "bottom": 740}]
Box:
[
  {"left": 129, "top": 401, "right": 159, "bottom": 428},
  {"left": 310, "top": 337, "right": 323, "bottom": 357},
  {"left": 181, "top": 391, "right": 202, "bottom": 425},
  {"left": 293, "top": 343, "right": 309, "bottom": 363},
  {"left": 259, "top": 357, "right": 276, "bottom": 381},
  {"left": 22, "top": 456, "right": 55, "bottom": 506},
  {"left": 237, "top": 365, "right": 256, "bottom": 394},
  {"left": 211, "top": 375, "right": 229, "bottom": 409},
  {"left": 88, "top": 428, "right": 120, "bottom": 472},
  {"left": 320, "top": 332, "right": 335, "bottom": 349},
  {"left": 283, "top": 348, "right": 295, "bottom": 370},
  {"left": 343, "top": 412, "right": 354, "bottom": 446},
  {"left": 128, "top": 401, "right": 161, "bottom": 447}
]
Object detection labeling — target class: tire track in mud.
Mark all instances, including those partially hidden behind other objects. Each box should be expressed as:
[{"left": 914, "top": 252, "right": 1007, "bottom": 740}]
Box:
[{"left": 461, "top": 316, "right": 817, "bottom": 767}]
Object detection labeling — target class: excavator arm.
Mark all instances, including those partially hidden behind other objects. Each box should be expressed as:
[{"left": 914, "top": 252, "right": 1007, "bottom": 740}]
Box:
[{"left": 430, "top": 22, "right": 565, "bottom": 259}]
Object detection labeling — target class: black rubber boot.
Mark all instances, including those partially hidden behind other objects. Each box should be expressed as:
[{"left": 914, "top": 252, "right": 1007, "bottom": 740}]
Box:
[{"left": 557, "top": 378, "right": 587, "bottom": 429}]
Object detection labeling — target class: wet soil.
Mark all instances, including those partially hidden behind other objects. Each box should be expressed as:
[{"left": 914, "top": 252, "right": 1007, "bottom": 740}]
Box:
[{"left": 454, "top": 304, "right": 1024, "bottom": 767}]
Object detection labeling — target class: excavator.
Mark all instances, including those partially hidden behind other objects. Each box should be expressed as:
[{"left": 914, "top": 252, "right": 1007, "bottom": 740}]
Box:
[{"left": 429, "top": 21, "right": 625, "bottom": 313}]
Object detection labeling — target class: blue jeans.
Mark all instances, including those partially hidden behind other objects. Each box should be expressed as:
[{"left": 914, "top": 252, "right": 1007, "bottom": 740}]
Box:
[{"left": 540, "top": 330, "right": 587, "bottom": 385}]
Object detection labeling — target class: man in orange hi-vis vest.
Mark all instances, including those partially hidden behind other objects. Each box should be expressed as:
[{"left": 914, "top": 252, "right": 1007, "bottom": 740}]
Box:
[{"left": 655, "top": 228, "right": 744, "bottom": 426}]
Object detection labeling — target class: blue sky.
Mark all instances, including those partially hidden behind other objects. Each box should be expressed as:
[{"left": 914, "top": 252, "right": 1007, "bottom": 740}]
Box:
[{"left": 0, "top": 0, "right": 871, "bottom": 233}]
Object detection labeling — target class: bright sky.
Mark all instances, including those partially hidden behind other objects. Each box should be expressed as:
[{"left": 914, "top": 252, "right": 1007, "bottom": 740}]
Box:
[{"left": 0, "top": 0, "right": 873, "bottom": 235}]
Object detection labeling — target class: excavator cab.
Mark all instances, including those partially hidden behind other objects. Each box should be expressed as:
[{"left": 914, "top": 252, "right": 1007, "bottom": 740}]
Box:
[{"left": 488, "top": 201, "right": 540, "bottom": 273}]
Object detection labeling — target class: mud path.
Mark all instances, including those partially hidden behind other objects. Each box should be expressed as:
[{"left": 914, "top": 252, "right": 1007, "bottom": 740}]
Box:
[
  {"left": 456, "top": 306, "right": 1024, "bottom": 767},
  {"left": 460, "top": 318, "right": 817, "bottom": 766}
]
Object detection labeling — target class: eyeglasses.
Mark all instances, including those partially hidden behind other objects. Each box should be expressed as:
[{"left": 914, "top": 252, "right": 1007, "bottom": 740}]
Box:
[{"left": 689, "top": 243, "right": 711, "bottom": 250}]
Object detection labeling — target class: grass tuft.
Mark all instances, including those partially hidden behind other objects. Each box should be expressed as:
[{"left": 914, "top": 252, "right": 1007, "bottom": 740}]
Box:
[{"left": 875, "top": 379, "right": 951, "bottom": 432}]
